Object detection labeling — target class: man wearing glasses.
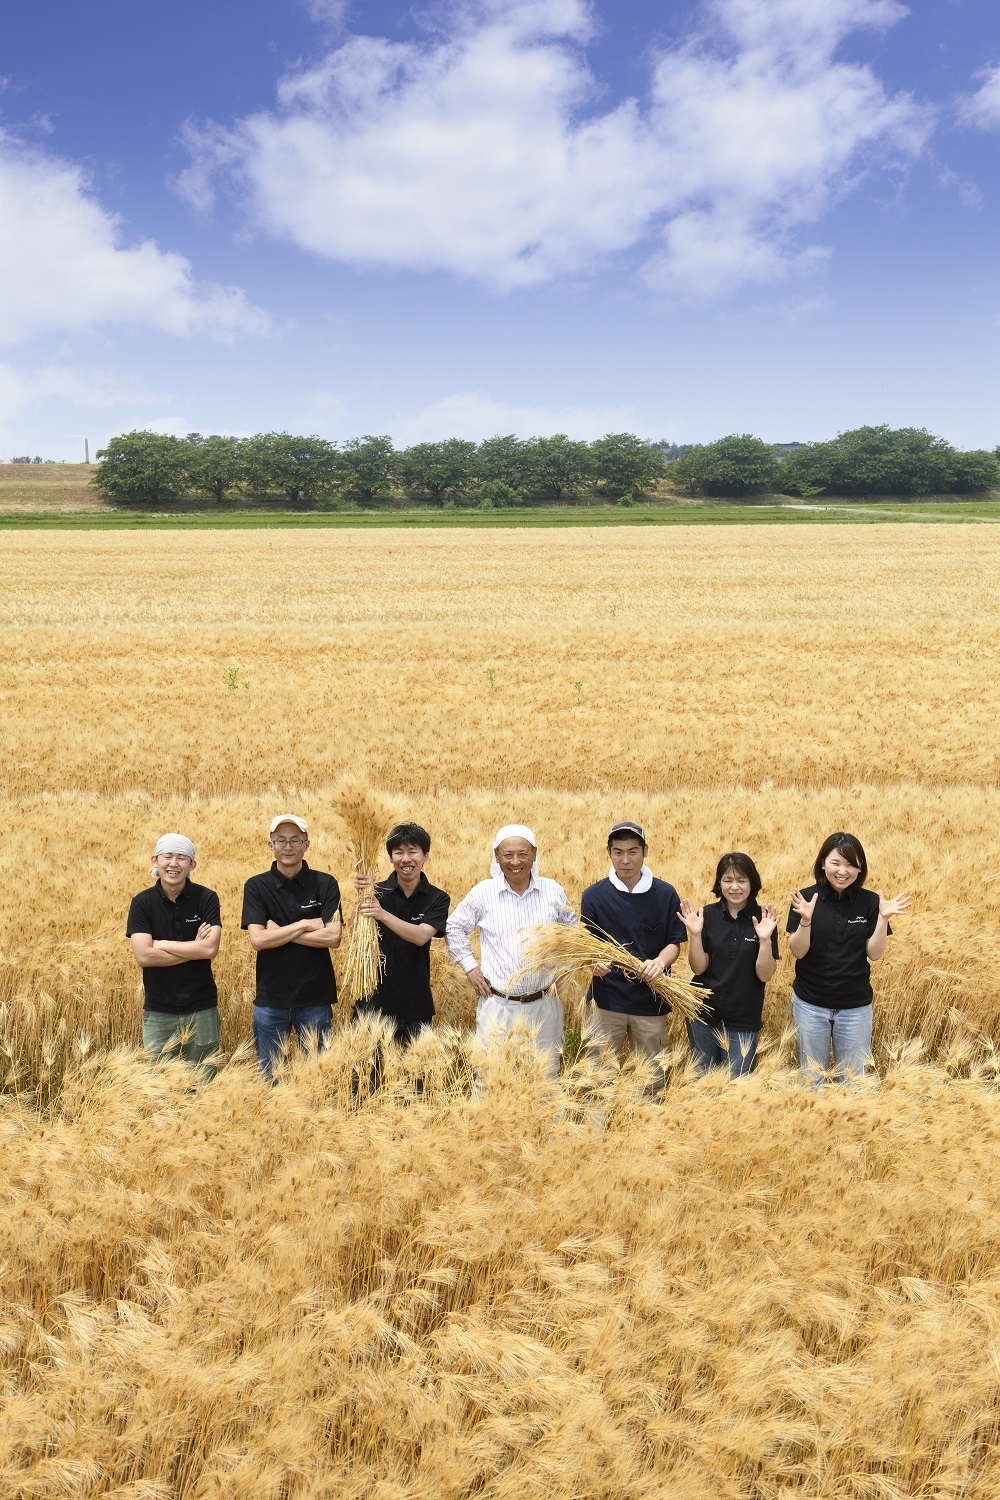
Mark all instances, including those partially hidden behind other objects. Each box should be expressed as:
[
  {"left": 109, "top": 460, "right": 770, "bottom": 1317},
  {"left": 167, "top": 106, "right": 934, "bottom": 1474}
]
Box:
[{"left": 241, "top": 814, "right": 342, "bottom": 1078}]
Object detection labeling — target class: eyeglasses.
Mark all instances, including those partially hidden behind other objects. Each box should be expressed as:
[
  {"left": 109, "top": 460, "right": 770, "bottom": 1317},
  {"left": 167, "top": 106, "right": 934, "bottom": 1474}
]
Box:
[{"left": 271, "top": 837, "right": 307, "bottom": 849}]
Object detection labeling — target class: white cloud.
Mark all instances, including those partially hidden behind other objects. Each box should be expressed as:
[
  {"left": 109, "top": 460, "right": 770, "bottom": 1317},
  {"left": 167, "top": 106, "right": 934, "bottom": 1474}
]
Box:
[
  {"left": 0, "top": 132, "right": 269, "bottom": 346},
  {"left": 0, "top": 357, "right": 167, "bottom": 422},
  {"left": 390, "top": 390, "right": 640, "bottom": 443},
  {"left": 179, "top": 0, "right": 930, "bottom": 297},
  {"left": 956, "top": 64, "right": 1000, "bottom": 130}
]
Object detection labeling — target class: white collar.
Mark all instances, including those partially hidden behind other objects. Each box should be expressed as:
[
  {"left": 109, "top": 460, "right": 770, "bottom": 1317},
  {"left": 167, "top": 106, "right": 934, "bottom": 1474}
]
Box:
[
  {"left": 494, "top": 870, "right": 541, "bottom": 895},
  {"left": 608, "top": 864, "right": 653, "bottom": 894}
]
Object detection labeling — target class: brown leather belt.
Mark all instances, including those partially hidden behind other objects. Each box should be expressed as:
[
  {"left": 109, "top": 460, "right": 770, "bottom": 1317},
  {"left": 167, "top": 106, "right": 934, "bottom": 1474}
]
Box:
[{"left": 488, "top": 986, "right": 549, "bottom": 1003}]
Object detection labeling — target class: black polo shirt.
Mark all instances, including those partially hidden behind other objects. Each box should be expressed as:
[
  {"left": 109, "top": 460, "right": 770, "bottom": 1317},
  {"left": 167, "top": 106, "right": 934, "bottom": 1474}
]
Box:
[
  {"left": 357, "top": 872, "right": 450, "bottom": 1025},
  {"left": 691, "top": 901, "right": 778, "bottom": 1032},
  {"left": 126, "top": 879, "right": 221, "bottom": 1015},
  {"left": 786, "top": 883, "right": 887, "bottom": 1009},
  {"left": 241, "top": 862, "right": 341, "bottom": 1010},
  {"left": 581, "top": 876, "right": 686, "bottom": 1017}
]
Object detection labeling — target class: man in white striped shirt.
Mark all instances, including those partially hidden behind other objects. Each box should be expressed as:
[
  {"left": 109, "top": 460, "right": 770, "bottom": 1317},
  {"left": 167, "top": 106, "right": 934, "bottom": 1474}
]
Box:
[{"left": 446, "top": 824, "right": 577, "bottom": 1078}]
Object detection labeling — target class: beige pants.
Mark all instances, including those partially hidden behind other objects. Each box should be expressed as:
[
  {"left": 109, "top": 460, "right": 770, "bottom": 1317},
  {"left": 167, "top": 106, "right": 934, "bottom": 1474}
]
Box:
[{"left": 585, "top": 1004, "right": 667, "bottom": 1094}]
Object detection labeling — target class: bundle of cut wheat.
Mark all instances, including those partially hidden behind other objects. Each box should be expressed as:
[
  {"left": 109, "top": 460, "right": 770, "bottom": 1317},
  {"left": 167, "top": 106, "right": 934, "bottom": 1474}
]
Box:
[
  {"left": 520, "top": 922, "right": 707, "bottom": 1022},
  {"left": 332, "top": 778, "right": 398, "bottom": 1004}
]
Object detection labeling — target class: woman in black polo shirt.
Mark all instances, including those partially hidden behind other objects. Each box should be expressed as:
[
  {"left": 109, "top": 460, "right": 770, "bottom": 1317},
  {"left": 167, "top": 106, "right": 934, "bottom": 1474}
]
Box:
[
  {"left": 679, "top": 852, "right": 779, "bottom": 1077},
  {"left": 787, "top": 831, "right": 910, "bottom": 1081}
]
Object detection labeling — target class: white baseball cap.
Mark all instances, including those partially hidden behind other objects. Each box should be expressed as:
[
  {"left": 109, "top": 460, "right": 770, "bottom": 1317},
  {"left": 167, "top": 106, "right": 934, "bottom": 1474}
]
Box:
[{"left": 269, "top": 814, "right": 309, "bottom": 836}]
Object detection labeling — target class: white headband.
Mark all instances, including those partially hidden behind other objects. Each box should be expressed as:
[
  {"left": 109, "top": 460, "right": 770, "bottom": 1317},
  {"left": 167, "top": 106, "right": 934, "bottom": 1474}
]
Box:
[
  {"left": 154, "top": 834, "right": 195, "bottom": 860},
  {"left": 491, "top": 824, "right": 539, "bottom": 879}
]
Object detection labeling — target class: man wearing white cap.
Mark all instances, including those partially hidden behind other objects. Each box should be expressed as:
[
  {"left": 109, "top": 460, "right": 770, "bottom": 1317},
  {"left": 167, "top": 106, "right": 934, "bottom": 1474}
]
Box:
[
  {"left": 241, "top": 815, "right": 342, "bottom": 1078},
  {"left": 446, "top": 824, "right": 577, "bottom": 1078},
  {"left": 126, "top": 834, "right": 223, "bottom": 1077}
]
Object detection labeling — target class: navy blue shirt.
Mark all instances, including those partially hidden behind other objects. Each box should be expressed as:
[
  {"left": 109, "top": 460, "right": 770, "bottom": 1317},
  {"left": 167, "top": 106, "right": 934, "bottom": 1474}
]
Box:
[
  {"left": 691, "top": 901, "right": 778, "bottom": 1032},
  {"left": 581, "top": 876, "right": 686, "bottom": 1016}
]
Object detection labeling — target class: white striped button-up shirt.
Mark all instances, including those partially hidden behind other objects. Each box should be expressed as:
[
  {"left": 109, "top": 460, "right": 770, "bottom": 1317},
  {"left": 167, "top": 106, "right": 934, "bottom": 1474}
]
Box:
[{"left": 446, "top": 872, "right": 577, "bottom": 995}]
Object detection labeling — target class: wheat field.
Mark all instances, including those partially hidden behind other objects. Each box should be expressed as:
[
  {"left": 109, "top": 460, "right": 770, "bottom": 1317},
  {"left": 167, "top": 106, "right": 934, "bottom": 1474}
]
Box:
[{"left": 1, "top": 524, "right": 1000, "bottom": 1496}]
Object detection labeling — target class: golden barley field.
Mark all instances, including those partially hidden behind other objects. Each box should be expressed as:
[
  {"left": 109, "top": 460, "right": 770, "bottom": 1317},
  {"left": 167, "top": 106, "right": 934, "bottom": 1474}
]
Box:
[{"left": 2, "top": 524, "right": 1000, "bottom": 1497}]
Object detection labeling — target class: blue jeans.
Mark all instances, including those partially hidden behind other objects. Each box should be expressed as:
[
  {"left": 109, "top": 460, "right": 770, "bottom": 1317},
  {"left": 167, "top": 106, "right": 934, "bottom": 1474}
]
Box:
[
  {"left": 252, "top": 1004, "right": 333, "bottom": 1079},
  {"left": 687, "top": 1020, "right": 759, "bottom": 1078},
  {"left": 792, "top": 994, "right": 872, "bottom": 1081}
]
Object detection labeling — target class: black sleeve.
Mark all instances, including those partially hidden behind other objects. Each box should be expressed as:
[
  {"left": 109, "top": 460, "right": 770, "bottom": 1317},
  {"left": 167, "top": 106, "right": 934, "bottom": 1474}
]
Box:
[
  {"left": 125, "top": 891, "right": 152, "bottom": 938},
  {"left": 700, "top": 908, "right": 713, "bottom": 956},
  {"left": 786, "top": 904, "right": 801, "bottom": 934},
  {"left": 770, "top": 928, "right": 779, "bottom": 959},
  {"left": 201, "top": 888, "right": 222, "bottom": 927},
  {"left": 241, "top": 878, "right": 268, "bottom": 930},
  {"left": 423, "top": 888, "right": 450, "bottom": 936},
  {"left": 321, "top": 876, "right": 342, "bottom": 923}
]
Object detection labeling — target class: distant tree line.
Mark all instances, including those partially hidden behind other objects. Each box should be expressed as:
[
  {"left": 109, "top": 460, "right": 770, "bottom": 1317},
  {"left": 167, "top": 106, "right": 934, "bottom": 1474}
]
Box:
[
  {"left": 669, "top": 429, "right": 1000, "bottom": 498},
  {"left": 91, "top": 425, "right": 1000, "bottom": 508},
  {"left": 92, "top": 431, "right": 665, "bottom": 508}
]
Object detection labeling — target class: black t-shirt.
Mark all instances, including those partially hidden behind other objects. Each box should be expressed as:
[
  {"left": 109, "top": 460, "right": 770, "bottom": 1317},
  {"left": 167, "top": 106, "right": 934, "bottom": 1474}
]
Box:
[
  {"left": 786, "top": 883, "right": 888, "bottom": 1008},
  {"left": 241, "top": 862, "right": 341, "bottom": 1009},
  {"left": 126, "top": 879, "right": 221, "bottom": 1014},
  {"left": 691, "top": 901, "right": 778, "bottom": 1032},
  {"left": 356, "top": 872, "right": 450, "bottom": 1024},
  {"left": 581, "top": 876, "right": 686, "bottom": 1016}
]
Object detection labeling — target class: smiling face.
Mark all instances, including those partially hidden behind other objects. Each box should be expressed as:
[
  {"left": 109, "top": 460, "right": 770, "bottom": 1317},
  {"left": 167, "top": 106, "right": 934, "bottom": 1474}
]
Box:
[
  {"left": 153, "top": 851, "right": 194, "bottom": 892},
  {"left": 495, "top": 837, "right": 535, "bottom": 887},
  {"left": 823, "top": 848, "right": 862, "bottom": 891},
  {"left": 391, "top": 842, "right": 427, "bottom": 884},
  {"left": 269, "top": 822, "right": 309, "bottom": 875},
  {"left": 719, "top": 864, "right": 752, "bottom": 910}
]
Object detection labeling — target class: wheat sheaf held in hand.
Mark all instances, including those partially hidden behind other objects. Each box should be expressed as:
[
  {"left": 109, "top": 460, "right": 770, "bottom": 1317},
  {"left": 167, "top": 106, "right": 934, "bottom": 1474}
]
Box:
[
  {"left": 331, "top": 777, "right": 399, "bottom": 1004},
  {"left": 521, "top": 922, "right": 707, "bottom": 1022}
]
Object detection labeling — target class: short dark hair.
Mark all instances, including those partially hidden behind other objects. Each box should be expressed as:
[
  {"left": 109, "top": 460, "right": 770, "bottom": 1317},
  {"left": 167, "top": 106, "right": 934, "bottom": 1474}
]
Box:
[
  {"left": 711, "top": 852, "right": 762, "bottom": 902},
  {"left": 814, "top": 832, "right": 867, "bottom": 888},
  {"left": 386, "top": 822, "right": 431, "bottom": 856}
]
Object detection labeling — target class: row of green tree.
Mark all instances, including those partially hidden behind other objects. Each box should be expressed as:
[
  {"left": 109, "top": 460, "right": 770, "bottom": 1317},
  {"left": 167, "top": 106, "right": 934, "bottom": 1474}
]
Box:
[
  {"left": 93, "top": 425, "right": 1000, "bottom": 508},
  {"left": 93, "top": 431, "right": 665, "bottom": 507},
  {"left": 672, "top": 429, "right": 999, "bottom": 497}
]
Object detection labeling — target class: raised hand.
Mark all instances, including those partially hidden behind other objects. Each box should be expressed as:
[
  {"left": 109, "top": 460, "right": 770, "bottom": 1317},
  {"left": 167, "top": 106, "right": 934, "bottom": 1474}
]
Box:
[
  {"left": 679, "top": 899, "right": 704, "bottom": 936},
  {"left": 878, "top": 890, "right": 912, "bottom": 920},
  {"left": 789, "top": 890, "right": 819, "bottom": 925},
  {"left": 752, "top": 904, "right": 779, "bottom": 941}
]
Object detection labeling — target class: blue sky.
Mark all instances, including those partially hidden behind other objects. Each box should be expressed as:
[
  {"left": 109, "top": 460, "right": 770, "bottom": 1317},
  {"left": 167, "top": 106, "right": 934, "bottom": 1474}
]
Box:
[{"left": 1, "top": 0, "right": 998, "bottom": 459}]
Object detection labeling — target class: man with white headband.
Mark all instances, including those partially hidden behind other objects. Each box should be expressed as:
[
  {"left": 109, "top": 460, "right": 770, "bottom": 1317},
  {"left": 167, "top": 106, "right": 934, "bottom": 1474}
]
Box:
[
  {"left": 126, "top": 833, "right": 223, "bottom": 1078},
  {"left": 580, "top": 821, "right": 685, "bottom": 1096},
  {"left": 446, "top": 824, "right": 577, "bottom": 1078}
]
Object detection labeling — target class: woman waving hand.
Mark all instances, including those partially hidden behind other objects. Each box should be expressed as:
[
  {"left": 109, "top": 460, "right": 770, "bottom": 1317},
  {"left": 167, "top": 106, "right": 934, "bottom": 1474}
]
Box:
[{"left": 788, "top": 832, "right": 910, "bottom": 1081}]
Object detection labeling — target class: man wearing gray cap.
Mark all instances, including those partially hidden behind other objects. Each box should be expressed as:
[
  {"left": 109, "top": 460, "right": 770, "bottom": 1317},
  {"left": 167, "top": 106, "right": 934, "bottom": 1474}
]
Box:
[
  {"left": 126, "top": 834, "right": 223, "bottom": 1078},
  {"left": 241, "top": 815, "right": 342, "bottom": 1078},
  {"left": 580, "top": 821, "right": 685, "bottom": 1095}
]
